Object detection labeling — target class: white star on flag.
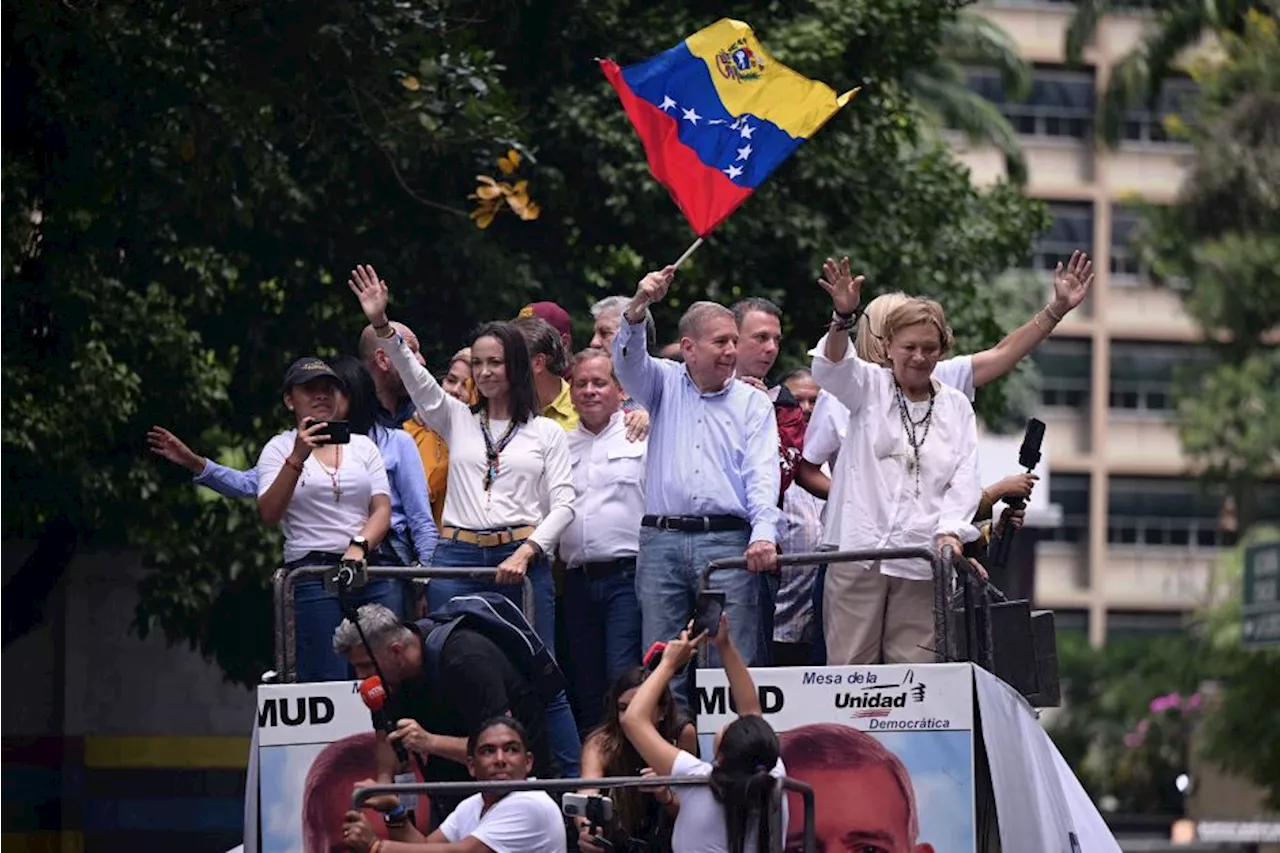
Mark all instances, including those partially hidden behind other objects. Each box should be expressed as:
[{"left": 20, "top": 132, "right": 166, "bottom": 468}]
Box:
[
  {"left": 659, "top": 96, "right": 677, "bottom": 112},
  {"left": 708, "top": 119, "right": 725, "bottom": 125},
  {"left": 736, "top": 144, "right": 752, "bottom": 161},
  {"left": 682, "top": 107, "right": 702, "bottom": 125},
  {"left": 724, "top": 164, "right": 744, "bottom": 179},
  {"left": 739, "top": 122, "right": 755, "bottom": 139}
]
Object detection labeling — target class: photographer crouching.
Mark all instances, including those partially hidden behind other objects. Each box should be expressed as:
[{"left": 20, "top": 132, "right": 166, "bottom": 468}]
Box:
[{"left": 333, "top": 604, "right": 571, "bottom": 830}]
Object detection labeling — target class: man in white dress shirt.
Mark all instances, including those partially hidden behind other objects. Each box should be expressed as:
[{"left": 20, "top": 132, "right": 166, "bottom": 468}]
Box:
[{"left": 560, "top": 348, "right": 647, "bottom": 731}]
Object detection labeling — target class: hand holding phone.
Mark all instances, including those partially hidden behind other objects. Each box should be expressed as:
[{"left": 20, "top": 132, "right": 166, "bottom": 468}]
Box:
[
  {"left": 691, "top": 590, "right": 726, "bottom": 639},
  {"left": 303, "top": 418, "right": 352, "bottom": 445}
]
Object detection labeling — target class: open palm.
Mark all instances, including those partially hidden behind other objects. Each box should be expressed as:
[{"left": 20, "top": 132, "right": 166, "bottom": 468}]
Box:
[
  {"left": 817, "top": 256, "right": 865, "bottom": 315},
  {"left": 348, "top": 264, "right": 390, "bottom": 325},
  {"left": 1052, "top": 251, "right": 1094, "bottom": 313}
]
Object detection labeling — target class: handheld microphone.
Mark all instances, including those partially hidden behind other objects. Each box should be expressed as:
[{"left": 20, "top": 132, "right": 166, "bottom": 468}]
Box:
[
  {"left": 993, "top": 418, "right": 1046, "bottom": 567},
  {"left": 359, "top": 675, "right": 409, "bottom": 765},
  {"left": 1017, "top": 418, "right": 1046, "bottom": 473}
]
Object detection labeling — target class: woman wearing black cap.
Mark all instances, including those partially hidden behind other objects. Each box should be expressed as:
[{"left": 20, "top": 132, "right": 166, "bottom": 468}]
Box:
[{"left": 257, "top": 356, "right": 402, "bottom": 681}]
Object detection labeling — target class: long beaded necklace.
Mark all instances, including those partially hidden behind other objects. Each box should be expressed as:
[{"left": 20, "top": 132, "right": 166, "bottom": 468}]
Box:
[
  {"left": 479, "top": 410, "right": 520, "bottom": 492},
  {"left": 894, "top": 381, "right": 935, "bottom": 498},
  {"left": 313, "top": 446, "right": 343, "bottom": 502}
]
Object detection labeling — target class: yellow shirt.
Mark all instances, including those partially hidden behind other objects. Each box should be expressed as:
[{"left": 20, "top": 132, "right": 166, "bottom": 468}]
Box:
[
  {"left": 543, "top": 379, "right": 579, "bottom": 432},
  {"left": 403, "top": 419, "right": 449, "bottom": 528}
]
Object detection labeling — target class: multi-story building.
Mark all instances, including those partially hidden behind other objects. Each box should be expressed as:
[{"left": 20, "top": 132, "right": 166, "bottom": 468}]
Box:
[{"left": 952, "top": 2, "right": 1274, "bottom": 646}]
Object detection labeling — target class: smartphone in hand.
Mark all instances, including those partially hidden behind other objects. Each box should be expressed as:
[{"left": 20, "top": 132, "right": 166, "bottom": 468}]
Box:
[{"left": 691, "top": 590, "right": 726, "bottom": 638}]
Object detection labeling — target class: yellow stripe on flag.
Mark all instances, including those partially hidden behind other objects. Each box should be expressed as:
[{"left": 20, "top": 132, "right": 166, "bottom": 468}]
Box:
[{"left": 685, "top": 18, "right": 855, "bottom": 139}]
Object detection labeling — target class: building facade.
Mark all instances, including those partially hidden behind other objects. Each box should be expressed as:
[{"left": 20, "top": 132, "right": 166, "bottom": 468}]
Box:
[{"left": 954, "top": 2, "right": 1254, "bottom": 646}]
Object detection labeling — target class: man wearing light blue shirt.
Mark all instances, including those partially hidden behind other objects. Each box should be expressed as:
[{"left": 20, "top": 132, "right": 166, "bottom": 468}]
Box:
[{"left": 612, "top": 266, "right": 780, "bottom": 695}]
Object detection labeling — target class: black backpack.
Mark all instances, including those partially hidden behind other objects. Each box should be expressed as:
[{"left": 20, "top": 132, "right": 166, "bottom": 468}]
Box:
[{"left": 417, "top": 592, "right": 566, "bottom": 702}]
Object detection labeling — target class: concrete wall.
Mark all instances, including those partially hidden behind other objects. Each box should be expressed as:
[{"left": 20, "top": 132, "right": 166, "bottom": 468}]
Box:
[{"left": 3, "top": 541, "right": 255, "bottom": 739}]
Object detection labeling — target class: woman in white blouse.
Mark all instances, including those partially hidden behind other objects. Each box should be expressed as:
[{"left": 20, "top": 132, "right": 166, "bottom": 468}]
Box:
[
  {"left": 348, "top": 264, "right": 573, "bottom": 646},
  {"left": 810, "top": 258, "right": 982, "bottom": 666},
  {"left": 347, "top": 264, "right": 586, "bottom": 775}
]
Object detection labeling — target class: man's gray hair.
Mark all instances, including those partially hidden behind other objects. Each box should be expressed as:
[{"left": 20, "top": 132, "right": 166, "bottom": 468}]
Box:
[
  {"left": 592, "top": 295, "right": 656, "bottom": 349},
  {"left": 678, "top": 301, "right": 734, "bottom": 341},
  {"left": 332, "top": 603, "right": 414, "bottom": 655}
]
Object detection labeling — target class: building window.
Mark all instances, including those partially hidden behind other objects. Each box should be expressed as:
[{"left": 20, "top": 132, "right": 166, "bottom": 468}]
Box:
[
  {"left": 1121, "top": 77, "right": 1196, "bottom": 145},
  {"left": 1107, "top": 476, "right": 1234, "bottom": 549},
  {"left": 1043, "top": 473, "right": 1090, "bottom": 544},
  {"left": 966, "top": 66, "right": 1096, "bottom": 140},
  {"left": 1106, "top": 611, "right": 1188, "bottom": 639},
  {"left": 1108, "top": 341, "right": 1208, "bottom": 417},
  {"left": 1110, "top": 204, "right": 1146, "bottom": 283},
  {"left": 1036, "top": 338, "right": 1091, "bottom": 410},
  {"left": 1028, "top": 201, "right": 1094, "bottom": 273}
]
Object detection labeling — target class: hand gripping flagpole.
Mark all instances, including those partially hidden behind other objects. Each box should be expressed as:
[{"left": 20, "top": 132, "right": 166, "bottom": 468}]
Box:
[{"left": 671, "top": 237, "right": 704, "bottom": 270}]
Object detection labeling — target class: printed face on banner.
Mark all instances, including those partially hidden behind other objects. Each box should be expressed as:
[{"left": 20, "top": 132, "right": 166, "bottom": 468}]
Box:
[
  {"left": 256, "top": 681, "right": 431, "bottom": 853},
  {"left": 696, "top": 664, "right": 975, "bottom": 853}
]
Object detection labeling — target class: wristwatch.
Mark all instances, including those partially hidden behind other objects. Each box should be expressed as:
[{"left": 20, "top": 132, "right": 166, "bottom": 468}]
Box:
[{"left": 349, "top": 535, "right": 369, "bottom": 557}]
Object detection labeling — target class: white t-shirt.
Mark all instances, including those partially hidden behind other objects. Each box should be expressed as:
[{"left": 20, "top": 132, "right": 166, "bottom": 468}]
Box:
[
  {"left": 670, "top": 750, "right": 788, "bottom": 853},
  {"left": 256, "top": 432, "right": 390, "bottom": 563},
  {"left": 438, "top": 790, "right": 567, "bottom": 853}
]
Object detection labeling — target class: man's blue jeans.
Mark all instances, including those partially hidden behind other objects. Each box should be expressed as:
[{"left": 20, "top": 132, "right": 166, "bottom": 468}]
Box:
[
  {"left": 562, "top": 562, "right": 643, "bottom": 733},
  {"left": 427, "top": 537, "right": 581, "bottom": 776},
  {"left": 636, "top": 527, "right": 766, "bottom": 709}
]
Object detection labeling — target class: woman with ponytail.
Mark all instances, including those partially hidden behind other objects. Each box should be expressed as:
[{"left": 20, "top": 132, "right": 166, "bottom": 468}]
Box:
[{"left": 620, "top": 617, "right": 785, "bottom": 853}]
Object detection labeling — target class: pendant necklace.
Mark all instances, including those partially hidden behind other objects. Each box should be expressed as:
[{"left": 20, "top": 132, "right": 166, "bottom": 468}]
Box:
[
  {"left": 480, "top": 410, "right": 520, "bottom": 492},
  {"left": 314, "top": 446, "right": 343, "bottom": 502},
  {"left": 894, "top": 382, "right": 935, "bottom": 498}
]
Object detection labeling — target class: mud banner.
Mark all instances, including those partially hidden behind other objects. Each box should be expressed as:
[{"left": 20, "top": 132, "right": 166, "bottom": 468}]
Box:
[
  {"left": 255, "top": 681, "right": 429, "bottom": 853},
  {"left": 695, "top": 663, "right": 976, "bottom": 853}
]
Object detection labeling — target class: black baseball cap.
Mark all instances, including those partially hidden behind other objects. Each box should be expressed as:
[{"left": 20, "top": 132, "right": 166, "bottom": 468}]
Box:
[{"left": 282, "top": 357, "right": 344, "bottom": 392}]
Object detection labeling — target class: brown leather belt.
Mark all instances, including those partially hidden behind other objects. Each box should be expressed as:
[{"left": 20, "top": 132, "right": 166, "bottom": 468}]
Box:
[{"left": 440, "top": 525, "right": 536, "bottom": 547}]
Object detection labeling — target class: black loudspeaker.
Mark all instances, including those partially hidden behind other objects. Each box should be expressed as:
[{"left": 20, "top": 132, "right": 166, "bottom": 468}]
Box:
[
  {"left": 1025, "top": 610, "right": 1061, "bottom": 708},
  {"left": 952, "top": 600, "right": 1061, "bottom": 707}
]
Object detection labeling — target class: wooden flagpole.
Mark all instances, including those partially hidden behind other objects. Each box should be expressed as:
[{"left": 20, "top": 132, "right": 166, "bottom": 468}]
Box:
[{"left": 670, "top": 237, "right": 704, "bottom": 270}]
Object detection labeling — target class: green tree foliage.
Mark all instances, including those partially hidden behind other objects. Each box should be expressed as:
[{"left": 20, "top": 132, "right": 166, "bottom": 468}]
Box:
[
  {"left": 1065, "top": 0, "right": 1273, "bottom": 145},
  {"left": 1136, "top": 11, "right": 1280, "bottom": 533},
  {"left": 906, "top": 11, "right": 1031, "bottom": 184},
  {"left": 2, "top": 0, "right": 1046, "bottom": 683},
  {"left": 1050, "top": 631, "right": 1210, "bottom": 814}
]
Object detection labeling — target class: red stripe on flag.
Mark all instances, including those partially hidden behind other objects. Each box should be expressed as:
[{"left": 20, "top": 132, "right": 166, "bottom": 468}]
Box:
[{"left": 601, "top": 59, "right": 752, "bottom": 238}]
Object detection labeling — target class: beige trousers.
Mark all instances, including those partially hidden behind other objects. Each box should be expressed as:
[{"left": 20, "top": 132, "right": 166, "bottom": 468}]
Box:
[{"left": 823, "top": 560, "right": 936, "bottom": 665}]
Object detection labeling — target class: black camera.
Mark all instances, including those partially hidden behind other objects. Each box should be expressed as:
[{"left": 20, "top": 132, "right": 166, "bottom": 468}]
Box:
[{"left": 322, "top": 557, "right": 369, "bottom": 594}]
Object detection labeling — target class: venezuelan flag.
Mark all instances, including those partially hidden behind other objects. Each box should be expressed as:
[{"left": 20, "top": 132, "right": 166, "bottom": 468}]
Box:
[{"left": 601, "top": 18, "right": 855, "bottom": 237}]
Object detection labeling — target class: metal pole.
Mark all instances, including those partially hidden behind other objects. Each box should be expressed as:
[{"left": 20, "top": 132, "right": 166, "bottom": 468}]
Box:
[
  {"left": 271, "top": 568, "right": 288, "bottom": 677},
  {"left": 275, "top": 566, "right": 537, "bottom": 683},
  {"left": 352, "top": 776, "right": 817, "bottom": 853}
]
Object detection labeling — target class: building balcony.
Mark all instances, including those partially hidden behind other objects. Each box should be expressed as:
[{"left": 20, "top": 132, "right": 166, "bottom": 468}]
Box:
[
  {"left": 975, "top": 3, "right": 1159, "bottom": 65},
  {"left": 1035, "top": 541, "right": 1091, "bottom": 608},
  {"left": 951, "top": 136, "right": 1094, "bottom": 195},
  {"left": 1105, "top": 280, "right": 1200, "bottom": 341},
  {"left": 973, "top": 3, "right": 1075, "bottom": 64},
  {"left": 1105, "top": 413, "right": 1188, "bottom": 474},
  {"left": 1101, "top": 145, "right": 1193, "bottom": 203},
  {"left": 1038, "top": 406, "right": 1092, "bottom": 464},
  {"left": 1100, "top": 545, "right": 1215, "bottom": 609}
]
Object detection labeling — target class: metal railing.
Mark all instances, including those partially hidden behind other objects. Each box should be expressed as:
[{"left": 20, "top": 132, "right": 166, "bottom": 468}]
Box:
[
  {"left": 698, "top": 546, "right": 1002, "bottom": 669},
  {"left": 272, "top": 565, "right": 535, "bottom": 682},
  {"left": 353, "top": 775, "right": 817, "bottom": 853}
]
